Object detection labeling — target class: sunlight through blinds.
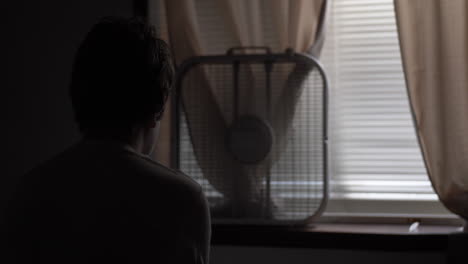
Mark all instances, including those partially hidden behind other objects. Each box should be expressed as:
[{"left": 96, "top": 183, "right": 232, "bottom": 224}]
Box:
[{"left": 321, "top": 0, "right": 438, "bottom": 203}]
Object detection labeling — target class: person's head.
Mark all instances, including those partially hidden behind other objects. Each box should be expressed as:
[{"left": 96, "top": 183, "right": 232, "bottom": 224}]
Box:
[{"left": 70, "top": 17, "right": 174, "bottom": 154}]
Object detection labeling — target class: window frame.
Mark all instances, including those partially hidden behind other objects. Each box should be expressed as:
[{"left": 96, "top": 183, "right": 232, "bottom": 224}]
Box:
[{"left": 148, "top": 0, "right": 461, "bottom": 225}]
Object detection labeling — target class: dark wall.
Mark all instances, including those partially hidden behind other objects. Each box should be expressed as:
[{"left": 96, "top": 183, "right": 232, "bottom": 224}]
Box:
[
  {"left": 210, "top": 246, "right": 446, "bottom": 264},
  {"left": 0, "top": 0, "right": 133, "bottom": 204}
]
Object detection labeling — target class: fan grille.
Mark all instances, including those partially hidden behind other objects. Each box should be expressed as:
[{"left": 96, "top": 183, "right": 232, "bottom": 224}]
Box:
[{"left": 176, "top": 53, "right": 327, "bottom": 223}]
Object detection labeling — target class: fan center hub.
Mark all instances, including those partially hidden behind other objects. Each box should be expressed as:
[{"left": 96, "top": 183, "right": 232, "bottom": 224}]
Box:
[{"left": 226, "top": 115, "right": 274, "bottom": 164}]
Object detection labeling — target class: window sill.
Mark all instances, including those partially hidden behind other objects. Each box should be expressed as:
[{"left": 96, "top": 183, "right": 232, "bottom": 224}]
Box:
[{"left": 211, "top": 223, "right": 465, "bottom": 251}]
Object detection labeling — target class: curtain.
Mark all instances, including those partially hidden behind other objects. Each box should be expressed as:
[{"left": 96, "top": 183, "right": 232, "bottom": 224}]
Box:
[
  {"left": 394, "top": 0, "right": 468, "bottom": 220},
  {"left": 152, "top": 0, "right": 171, "bottom": 166},
  {"left": 162, "top": 0, "right": 327, "bottom": 217}
]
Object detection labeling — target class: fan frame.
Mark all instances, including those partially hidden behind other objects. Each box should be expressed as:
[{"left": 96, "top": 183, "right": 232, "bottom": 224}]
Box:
[{"left": 172, "top": 50, "right": 330, "bottom": 226}]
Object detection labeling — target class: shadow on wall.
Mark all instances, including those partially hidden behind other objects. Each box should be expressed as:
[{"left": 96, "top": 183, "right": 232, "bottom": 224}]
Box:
[{"left": 0, "top": 0, "right": 133, "bottom": 209}]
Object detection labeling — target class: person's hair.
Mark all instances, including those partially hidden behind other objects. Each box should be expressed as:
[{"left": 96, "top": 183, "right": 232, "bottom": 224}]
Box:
[{"left": 70, "top": 17, "right": 174, "bottom": 138}]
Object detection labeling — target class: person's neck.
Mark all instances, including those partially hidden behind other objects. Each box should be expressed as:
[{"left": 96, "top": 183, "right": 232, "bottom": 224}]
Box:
[
  {"left": 83, "top": 133, "right": 137, "bottom": 152},
  {"left": 83, "top": 127, "right": 149, "bottom": 155},
  {"left": 130, "top": 133, "right": 146, "bottom": 154}
]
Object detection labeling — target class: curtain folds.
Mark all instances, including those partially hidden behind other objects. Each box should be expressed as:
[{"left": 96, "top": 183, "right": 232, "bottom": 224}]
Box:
[
  {"left": 162, "top": 0, "right": 327, "bottom": 217},
  {"left": 271, "top": 0, "right": 326, "bottom": 53},
  {"left": 395, "top": 0, "right": 468, "bottom": 220},
  {"left": 165, "top": 0, "right": 246, "bottom": 203}
]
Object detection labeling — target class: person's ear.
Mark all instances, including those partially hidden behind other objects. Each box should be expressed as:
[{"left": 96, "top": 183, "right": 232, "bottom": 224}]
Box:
[
  {"left": 150, "top": 118, "right": 158, "bottom": 128},
  {"left": 147, "top": 117, "right": 157, "bottom": 128}
]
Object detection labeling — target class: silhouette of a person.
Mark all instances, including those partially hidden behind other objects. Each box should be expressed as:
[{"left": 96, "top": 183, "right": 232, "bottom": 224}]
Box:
[{"left": 3, "top": 17, "right": 210, "bottom": 264}]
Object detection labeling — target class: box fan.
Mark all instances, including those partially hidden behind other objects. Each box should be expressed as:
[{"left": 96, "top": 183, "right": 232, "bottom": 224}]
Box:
[{"left": 173, "top": 47, "right": 328, "bottom": 225}]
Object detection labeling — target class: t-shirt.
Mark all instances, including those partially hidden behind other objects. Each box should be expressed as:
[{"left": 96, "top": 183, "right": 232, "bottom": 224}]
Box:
[{"left": 3, "top": 140, "right": 211, "bottom": 264}]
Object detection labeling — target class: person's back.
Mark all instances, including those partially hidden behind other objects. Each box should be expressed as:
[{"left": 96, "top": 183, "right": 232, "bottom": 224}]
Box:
[
  {"left": 3, "top": 17, "right": 210, "bottom": 263},
  {"left": 6, "top": 140, "right": 210, "bottom": 263}
]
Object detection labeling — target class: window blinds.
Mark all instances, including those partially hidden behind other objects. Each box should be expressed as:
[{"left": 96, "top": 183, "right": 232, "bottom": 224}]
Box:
[{"left": 322, "top": 0, "right": 440, "bottom": 206}]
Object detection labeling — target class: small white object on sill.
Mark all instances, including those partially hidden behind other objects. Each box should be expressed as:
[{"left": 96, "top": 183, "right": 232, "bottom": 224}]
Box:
[{"left": 408, "top": 221, "right": 420, "bottom": 233}]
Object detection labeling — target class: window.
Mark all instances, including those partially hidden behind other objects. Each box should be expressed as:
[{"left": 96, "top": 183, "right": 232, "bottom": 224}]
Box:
[
  {"left": 321, "top": 0, "right": 454, "bottom": 219},
  {"left": 150, "top": 0, "right": 458, "bottom": 222}
]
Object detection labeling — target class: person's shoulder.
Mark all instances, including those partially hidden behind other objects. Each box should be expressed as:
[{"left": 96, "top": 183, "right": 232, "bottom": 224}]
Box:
[
  {"left": 124, "top": 151, "right": 202, "bottom": 196},
  {"left": 16, "top": 143, "right": 79, "bottom": 184}
]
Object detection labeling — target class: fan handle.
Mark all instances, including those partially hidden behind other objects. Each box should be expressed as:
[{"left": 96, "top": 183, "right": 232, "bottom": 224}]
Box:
[{"left": 227, "top": 46, "right": 272, "bottom": 55}]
